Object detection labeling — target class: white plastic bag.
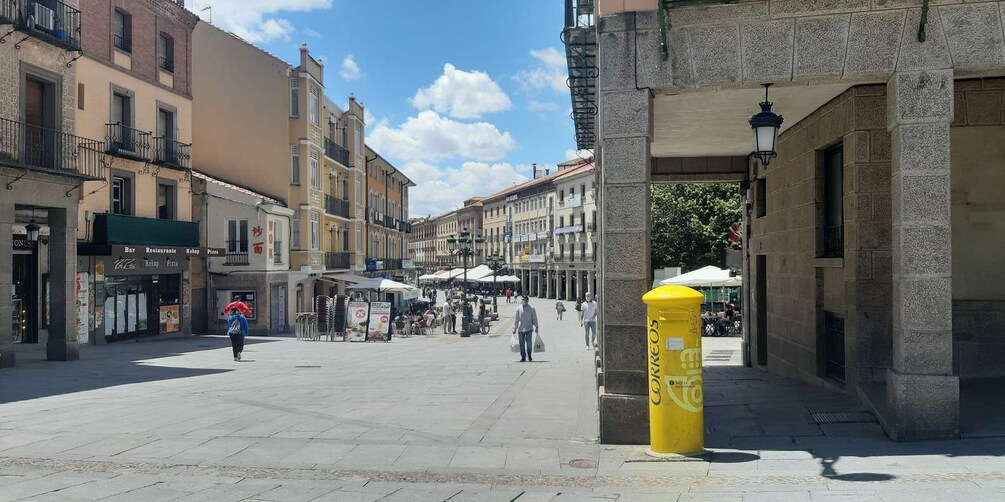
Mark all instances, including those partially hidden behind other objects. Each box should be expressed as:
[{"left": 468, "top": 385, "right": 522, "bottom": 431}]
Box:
[
  {"left": 510, "top": 333, "right": 520, "bottom": 353},
  {"left": 533, "top": 332, "right": 546, "bottom": 353}
]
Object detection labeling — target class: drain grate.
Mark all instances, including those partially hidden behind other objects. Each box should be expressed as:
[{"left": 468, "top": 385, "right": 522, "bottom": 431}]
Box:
[
  {"left": 810, "top": 411, "right": 877, "bottom": 424},
  {"left": 568, "top": 459, "right": 598, "bottom": 469}
]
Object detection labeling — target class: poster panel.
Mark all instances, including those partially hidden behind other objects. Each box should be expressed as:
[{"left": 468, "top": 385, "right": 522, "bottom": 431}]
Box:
[
  {"left": 160, "top": 304, "right": 180, "bottom": 332},
  {"left": 345, "top": 301, "right": 369, "bottom": 342},
  {"left": 367, "top": 302, "right": 391, "bottom": 341},
  {"left": 75, "top": 272, "right": 89, "bottom": 344}
]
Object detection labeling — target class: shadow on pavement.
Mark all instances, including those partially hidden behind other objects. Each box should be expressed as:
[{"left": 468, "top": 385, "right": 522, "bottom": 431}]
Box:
[{"left": 0, "top": 335, "right": 278, "bottom": 404}]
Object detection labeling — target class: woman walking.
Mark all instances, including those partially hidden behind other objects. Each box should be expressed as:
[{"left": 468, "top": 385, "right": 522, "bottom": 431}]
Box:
[
  {"left": 226, "top": 307, "right": 249, "bottom": 361},
  {"left": 555, "top": 300, "right": 566, "bottom": 320}
]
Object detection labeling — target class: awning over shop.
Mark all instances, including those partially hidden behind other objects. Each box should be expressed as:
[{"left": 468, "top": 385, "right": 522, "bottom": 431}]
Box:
[{"left": 323, "top": 273, "right": 369, "bottom": 284}]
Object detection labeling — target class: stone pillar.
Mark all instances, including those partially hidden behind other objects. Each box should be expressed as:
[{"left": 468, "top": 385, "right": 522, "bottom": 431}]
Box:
[
  {"left": 596, "top": 12, "right": 654, "bottom": 445},
  {"left": 886, "top": 70, "right": 958, "bottom": 440},
  {"left": 544, "top": 270, "right": 552, "bottom": 299},
  {"left": 0, "top": 198, "right": 13, "bottom": 368},
  {"left": 589, "top": 270, "right": 597, "bottom": 296},
  {"left": 565, "top": 271, "right": 573, "bottom": 301},
  {"left": 47, "top": 208, "right": 79, "bottom": 362}
]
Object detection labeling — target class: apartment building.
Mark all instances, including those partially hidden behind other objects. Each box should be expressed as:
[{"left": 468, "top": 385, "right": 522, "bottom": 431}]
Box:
[
  {"left": 1, "top": 0, "right": 102, "bottom": 366},
  {"left": 73, "top": 0, "right": 204, "bottom": 343},
  {"left": 550, "top": 159, "right": 597, "bottom": 302},
  {"left": 507, "top": 168, "right": 559, "bottom": 295},
  {"left": 191, "top": 172, "right": 293, "bottom": 335},
  {"left": 481, "top": 196, "right": 506, "bottom": 261},
  {"left": 363, "top": 147, "right": 413, "bottom": 276},
  {"left": 192, "top": 24, "right": 375, "bottom": 316},
  {"left": 408, "top": 216, "right": 437, "bottom": 272}
]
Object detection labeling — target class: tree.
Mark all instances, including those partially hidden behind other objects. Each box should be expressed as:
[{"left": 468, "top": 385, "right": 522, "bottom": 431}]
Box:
[{"left": 650, "top": 184, "right": 741, "bottom": 272}]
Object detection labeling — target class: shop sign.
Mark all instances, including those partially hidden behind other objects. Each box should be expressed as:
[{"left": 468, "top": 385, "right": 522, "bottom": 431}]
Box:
[
  {"left": 109, "top": 245, "right": 225, "bottom": 257},
  {"left": 13, "top": 235, "right": 32, "bottom": 251},
  {"left": 108, "top": 256, "right": 185, "bottom": 276}
]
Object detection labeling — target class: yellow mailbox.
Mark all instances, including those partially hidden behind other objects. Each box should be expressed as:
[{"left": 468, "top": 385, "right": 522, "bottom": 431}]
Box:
[{"left": 641, "top": 284, "right": 705, "bottom": 456}]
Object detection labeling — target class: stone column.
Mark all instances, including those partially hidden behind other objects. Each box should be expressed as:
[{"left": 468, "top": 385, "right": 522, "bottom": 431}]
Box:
[
  {"left": 886, "top": 70, "right": 958, "bottom": 440},
  {"left": 545, "top": 270, "right": 552, "bottom": 299},
  {"left": 0, "top": 198, "right": 13, "bottom": 368},
  {"left": 596, "top": 11, "right": 654, "bottom": 444},
  {"left": 589, "top": 270, "right": 597, "bottom": 297},
  {"left": 47, "top": 208, "right": 79, "bottom": 362}
]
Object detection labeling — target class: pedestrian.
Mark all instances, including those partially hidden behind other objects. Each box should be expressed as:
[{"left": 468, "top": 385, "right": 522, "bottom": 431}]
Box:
[
  {"left": 452, "top": 301, "right": 460, "bottom": 333},
  {"left": 512, "top": 296, "right": 539, "bottom": 362},
  {"left": 555, "top": 300, "right": 566, "bottom": 320},
  {"left": 442, "top": 298, "right": 454, "bottom": 334},
  {"left": 478, "top": 299, "right": 487, "bottom": 328},
  {"left": 226, "top": 307, "right": 249, "bottom": 361},
  {"left": 505, "top": 288, "right": 512, "bottom": 304},
  {"left": 575, "top": 298, "right": 583, "bottom": 322},
  {"left": 581, "top": 292, "right": 598, "bottom": 350}
]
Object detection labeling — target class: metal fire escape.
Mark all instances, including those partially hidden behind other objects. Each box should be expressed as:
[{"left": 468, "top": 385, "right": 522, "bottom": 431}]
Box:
[{"left": 562, "top": 0, "right": 597, "bottom": 151}]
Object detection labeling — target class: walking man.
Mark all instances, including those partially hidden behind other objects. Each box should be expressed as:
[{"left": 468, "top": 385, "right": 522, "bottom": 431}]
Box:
[
  {"left": 505, "top": 288, "right": 512, "bottom": 304},
  {"left": 513, "top": 296, "right": 539, "bottom": 362},
  {"left": 226, "top": 307, "right": 249, "bottom": 361},
  {"left": 555, "top": 300, "right": 566, "bottom": 320},
  {"left": 581, "top": 292, "right": 598, "bottom": 350}
]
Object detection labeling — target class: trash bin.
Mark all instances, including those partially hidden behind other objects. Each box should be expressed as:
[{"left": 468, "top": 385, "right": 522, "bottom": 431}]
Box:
[{"left": 641, "top": 284, "right": 706, "bottom": 456}]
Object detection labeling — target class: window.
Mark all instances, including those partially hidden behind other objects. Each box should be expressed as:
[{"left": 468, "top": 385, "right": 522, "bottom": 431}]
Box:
[
  {"left": 355, "top": 177, "right": 361, "bottom": 205},
  {"left": 821, "top": 145, "right": 844, "bottom": 258},
  {"left": 309, "top": 149, "right": 319, "bottom": 188},
  {"left": 158, "top": 33, "right": 174, "bottom": 72},
  {"left": 111, "top": 175, "right": 132, "bottom": 215},
  {"left": 581, "top": 184, "right": 586, "bottom": 197},
  {"left": 77, "top": 83, "right": 84, "bottom": 110},
  {"left": 226, "top": 220, "right": 249, "bottom": 253},
  {"left": 571, "top": 243, "right": 576, "bottom": 261},
  {"left": 570, "top": 187, "right": 575, "bottom": 196},
  {"left": 309, "top": 86, "right": 319, "bottom": 125},
  {"left": 355, "top": 124, "right": 362, "bottom": 152},
  {"left": 559, "top": 244, "right": 564, "bottom": 260},
  {"left": 581, "top": 242, "right": 587, "bottom": 259},
  {"left": 274, "top": 220, "right": 284, "bottom": 265},
  {"left": 289, "top": 78, "right": 299, "bottom": 117},
  {"left": 290, "top": 145, "right": 300, "bottom": 184},
  {"left": 113, "top": 9, "right": 131, "bottom": 52},
  {"left": 755, "top": 178, "right": 766, "bottom": 218},
  {"left": 310, "top": 212, "right": 320, "bottom": 251},
  {"left": 157, "top": 182, "right": 175, "bottom": 219},
  {"left": 110, "top": 89, "right": 134, "bottom": 151},
  {"left": 292, "top": 211, "right": 301, "bottom": 250}
]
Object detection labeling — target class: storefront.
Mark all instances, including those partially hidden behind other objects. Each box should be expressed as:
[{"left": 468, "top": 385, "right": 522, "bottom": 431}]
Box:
[{"left": 78, "top": 244, "right": 223, "bottom": 343}]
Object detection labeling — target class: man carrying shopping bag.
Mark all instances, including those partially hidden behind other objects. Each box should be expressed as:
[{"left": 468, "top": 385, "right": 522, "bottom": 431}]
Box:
[{"left": 512, "top": 296, "right": 539, "bottom": 362}]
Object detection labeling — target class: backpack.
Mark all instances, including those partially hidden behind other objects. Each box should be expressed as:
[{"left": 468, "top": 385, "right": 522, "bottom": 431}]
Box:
[{"left": 228, "top": 319, "right": 241, "bottom": 335}]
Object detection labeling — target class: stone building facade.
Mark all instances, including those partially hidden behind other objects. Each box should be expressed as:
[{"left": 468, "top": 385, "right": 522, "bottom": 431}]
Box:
[{"left": 572, "top": 0, "right": 1005, "bottom": 442}]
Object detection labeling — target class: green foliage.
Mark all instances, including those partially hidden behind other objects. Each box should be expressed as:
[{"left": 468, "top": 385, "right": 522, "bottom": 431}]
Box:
[{"left": 650, "top": 184, "right": 741, "bottom": 272}]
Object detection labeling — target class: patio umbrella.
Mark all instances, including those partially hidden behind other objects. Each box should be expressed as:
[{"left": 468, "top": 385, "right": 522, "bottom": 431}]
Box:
[{"left": 347, "top": 277, "right": 420, "bottom": 295}]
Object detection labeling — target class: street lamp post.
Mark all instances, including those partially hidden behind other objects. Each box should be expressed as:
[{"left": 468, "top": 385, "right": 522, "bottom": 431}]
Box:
[
  {"left": 486, "top": 253, "right": 505, "bottom": 314},
  {"left": 446, "top": 228, "right": 484, "bottom": 337}
]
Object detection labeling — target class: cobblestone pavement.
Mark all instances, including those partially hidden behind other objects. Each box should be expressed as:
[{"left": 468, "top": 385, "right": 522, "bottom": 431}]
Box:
[{"left": 1, "top": 296, "right": 1004, "bottom": 500}]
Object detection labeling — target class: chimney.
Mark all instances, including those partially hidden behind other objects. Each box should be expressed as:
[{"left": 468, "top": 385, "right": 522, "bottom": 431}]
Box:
[
  {"left": 545, "top": 168, "right": 550, "bottom": 176},
  {"left": 532, "top": 163, "right": 538, "bottom": 179}
]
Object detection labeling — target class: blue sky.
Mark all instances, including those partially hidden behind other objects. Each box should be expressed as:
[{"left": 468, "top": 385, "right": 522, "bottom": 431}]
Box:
[{"left": 191, "top": 0, "right": 589, "bottom": 217}]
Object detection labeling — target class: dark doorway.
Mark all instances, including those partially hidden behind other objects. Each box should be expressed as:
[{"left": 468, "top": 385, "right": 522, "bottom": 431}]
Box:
[
  {"left": 755, "top": 255, "right": 767, "bottom": 366},
  {"left": 12, "top": 253, "right": 35, "bottom": 343},
  {"left": 824, "top": 311, "right": 846, "bottom": 383}
]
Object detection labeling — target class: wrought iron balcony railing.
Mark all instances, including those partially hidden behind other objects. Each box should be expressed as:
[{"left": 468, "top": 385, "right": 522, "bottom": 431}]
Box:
[
  {"left": 0, "top": 0, "right": 82, "bottom": 52},
  {"left": 324, "top": 138, "right": 351, "bottom": 166},
  {"left": 324, "top": 194, "right": 350, "bottom": 218},
  {"left": 153, "top": 136, "right": 191, "bottom": 169},
  {"left": 106, "top": 123, "right": 151, "bottom": 161},
  {"left": 0, "top": 116, "right": 104, "bottom": 181},
  {"left": 224, "top": 240, "right": 249, "bottom": 265},
  {"left": 383, "top": 215, "right": 394, "bottom": 229},
  {"left": 325, "top": 251, "right": 351, "bottom": 270}
]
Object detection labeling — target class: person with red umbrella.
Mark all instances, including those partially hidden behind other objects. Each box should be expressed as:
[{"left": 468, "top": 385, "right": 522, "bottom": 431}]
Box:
[{"left": 223, "top": 295, "right": 251, "bottom": 317}]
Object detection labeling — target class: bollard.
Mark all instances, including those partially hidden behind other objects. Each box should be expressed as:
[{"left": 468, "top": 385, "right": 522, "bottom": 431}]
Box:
[{"left": 641, "top": 285, "right": 705, "bottom": 456}]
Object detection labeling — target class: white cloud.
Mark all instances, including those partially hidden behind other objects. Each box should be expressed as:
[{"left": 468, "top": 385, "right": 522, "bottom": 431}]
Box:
[
  {"left": 340, "top": 55, "right": 362, "bottom": 81},
  {"left": 530, "top": 47, "right": 566, "bottom": 68},
  {"left": 367, "top": 111, "right": 515, "bottom": 163},
  {"left": 514, "top": 47, "right": 568, "bottom": 94},
  {"left": 363, "top": 108, "right": 376, "bottom": 128},
  {"left": 193, "top": 0, "right": 333, "bottom": 44},
  {"left": 528, "top": 100, "right": 561, "bottom": 112},
  {"left": 405, "top": 161, "right": 531, "bottom": 216},
  {"left": 410, "top": 64, "right": 512, "bottom": 119},
  {"left": 303, "top": 28, "right": 321, "bottom": 38},
  {"left": 565, "top": 149, "right": 593, "bottom": 161}
]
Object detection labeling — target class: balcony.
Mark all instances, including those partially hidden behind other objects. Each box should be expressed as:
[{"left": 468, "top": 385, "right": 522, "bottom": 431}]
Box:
[
  {"left": 324, "top": 138, "right": 351, "bottom": 166},
  {"left": 325, "top": 251, "right": 351, "bottom": 270},
  {"left": 0, "top": 116, "right": 104, "bottom": 180},
  {"left": 555, "top": 224, "right": 584, "bottom": 235},
  {"left": 383, "top": 215, "right": 394, "bottom": 229},
  {"left": 0, "top": 0, "right": 81, "bottom": 52},
  {"left": 324, "top": 194, "right": 350, "bottom": 218},
  {"left": 370, "top": 257, "right": 403, "bottom": 271},
  {"left": 106, "top": 123, "right": 151, "bottom": 161},
  {"left": 153, "top": 137, "right": 191, "bottom": 169},
  {"left": 92, "top": 213, "right": 199, "bottom": 246},
  {"left": 225, "top": 242, "right": 249, "bottom": 266}
]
